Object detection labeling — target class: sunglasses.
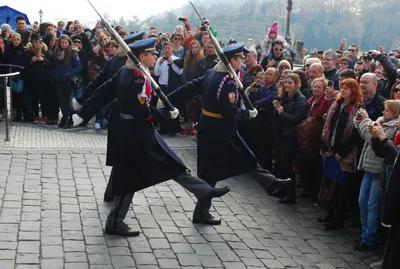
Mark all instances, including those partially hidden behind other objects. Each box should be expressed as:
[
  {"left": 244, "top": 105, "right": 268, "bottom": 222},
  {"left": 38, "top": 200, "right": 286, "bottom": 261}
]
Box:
[
  {"left": 274, "top": 48, "right": 283, "bottom": 51},
  {"left": 173, "top": 37, "right": 182, "bottom": 41},
  {"left": 394, "top": 88, "right": 400, "bottom": 93},
  {"left": 348, "top": 49, "right": 356, "bottom": 52},
  {"left": 73, "top": 40, "right": 81, "bottom": 43}
]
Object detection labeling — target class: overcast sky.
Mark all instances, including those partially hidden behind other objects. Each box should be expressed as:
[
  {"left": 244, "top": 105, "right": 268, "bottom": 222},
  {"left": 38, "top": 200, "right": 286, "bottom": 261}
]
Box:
[{"left": 3, "top": 0, "right": 189, "bottom": 27}]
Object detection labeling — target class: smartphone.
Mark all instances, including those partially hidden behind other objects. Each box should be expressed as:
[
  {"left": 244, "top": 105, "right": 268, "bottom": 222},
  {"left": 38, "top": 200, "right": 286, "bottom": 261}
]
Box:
[
  {"left": 178, "top": 17, "right": 186, "bottom": 22},
  {"left": 200, "top": 26, "right": 207, "bottom": 32}
]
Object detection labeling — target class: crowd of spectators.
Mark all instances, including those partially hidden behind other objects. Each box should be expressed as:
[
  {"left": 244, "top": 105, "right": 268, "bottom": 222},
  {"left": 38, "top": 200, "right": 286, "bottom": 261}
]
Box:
[{"left": 1, "top": 15, "right": 400, "bottom": 269}]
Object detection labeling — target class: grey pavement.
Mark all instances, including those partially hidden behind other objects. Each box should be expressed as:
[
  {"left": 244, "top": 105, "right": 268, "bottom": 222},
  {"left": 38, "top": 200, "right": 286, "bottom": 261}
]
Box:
[{"left": 0, "top": 123, "right": 382, "bottom": 269}]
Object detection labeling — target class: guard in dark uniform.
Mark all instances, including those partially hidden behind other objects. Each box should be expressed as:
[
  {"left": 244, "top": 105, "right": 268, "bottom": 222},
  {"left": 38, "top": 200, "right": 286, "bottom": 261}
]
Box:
[
  {"left": 72, "top": 32, "right": 145, "bottom": 202},
  {"left": 168, "top": 43, "right": 292, "bottom": 225},
  {"left": 74, "top": 38, "right": 230, "bottom": 236}
]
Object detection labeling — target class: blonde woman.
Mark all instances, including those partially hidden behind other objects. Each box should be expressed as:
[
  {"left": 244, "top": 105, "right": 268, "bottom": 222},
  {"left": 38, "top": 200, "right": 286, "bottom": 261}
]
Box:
[
  {"left": 4, "top": 32, "right": 26, "bottom": 121},
  {"left": 270, "top": 73, "right": 308, "bottom": 204}
]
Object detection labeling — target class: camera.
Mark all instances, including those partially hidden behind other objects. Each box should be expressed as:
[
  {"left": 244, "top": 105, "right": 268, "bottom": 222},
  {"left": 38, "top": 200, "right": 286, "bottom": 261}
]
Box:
[
  {"left": 200, "top": 26, "right": 207, "bottom": 32},
  {"left": 163, "top": 56, "right": 169, "bottom": 60},
  {"left": 328, "top": 80, "right": 334, "bottom": 87},
  {"left": 362, "top": 53, "right": 373, "bottom": 61},
  {"left": 74, "top": 24, "right": 80, "bottom": 31},
  {"left": 369, "top": 122, "right": 375, "bottom": 128},
  {"left": 253, "top": 83, "right": 260, "bottom": 88}
]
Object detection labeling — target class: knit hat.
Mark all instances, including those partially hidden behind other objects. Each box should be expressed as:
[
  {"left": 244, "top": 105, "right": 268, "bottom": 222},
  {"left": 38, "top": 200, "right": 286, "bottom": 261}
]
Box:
[
  {"left": 42, "top": 33, "right": 55, "bottom": 46},
  {"left": 268, "top": 22, "right": 278, "bottom": 36},
  {"left": 31, "top": 33, "right": 42, "bottom": 42},
  {"left": 71, "top": 35, "right": 82, "bottom": 42},
  {"left": 1, "top": 23, "right": 11, "bottom": 32}
]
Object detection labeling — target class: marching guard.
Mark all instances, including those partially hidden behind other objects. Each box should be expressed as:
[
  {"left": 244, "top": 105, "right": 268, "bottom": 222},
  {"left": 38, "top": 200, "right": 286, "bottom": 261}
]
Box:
[
  {"left": 168, "top": 43, "right": 293, "bottom": 225},
  {"left": 72, "top": 32, "right": 145, "bottom": 202},
  {"left": 73, "top": 38, "right": 230, "bottom": 236}
]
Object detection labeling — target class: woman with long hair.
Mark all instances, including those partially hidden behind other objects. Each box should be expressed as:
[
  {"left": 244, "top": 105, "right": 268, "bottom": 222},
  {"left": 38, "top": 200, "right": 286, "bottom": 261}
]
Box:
[
  {"left": 270, "top": 73, "right": 308, "bottom": 204},
  {"left": 4, "top": 32, "right": 26, "bottom": 121},
  {"left": 181, "top": 41, "right": 204, "bottom": 135},
  {"left": 51, "top": 34, "right": 82, "bottom": 128},
  {"left": 318, "top": 78, "right": 363, "bottom": 230}
]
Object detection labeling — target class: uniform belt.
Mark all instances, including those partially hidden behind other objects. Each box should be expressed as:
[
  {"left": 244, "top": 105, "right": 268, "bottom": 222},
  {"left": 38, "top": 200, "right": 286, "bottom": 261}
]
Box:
[
  {"left": 202, "top": 109, "right": 224, "bottom": 119},
  {"left": 120, "top": 113, "right": 135, "bottom": 120}
]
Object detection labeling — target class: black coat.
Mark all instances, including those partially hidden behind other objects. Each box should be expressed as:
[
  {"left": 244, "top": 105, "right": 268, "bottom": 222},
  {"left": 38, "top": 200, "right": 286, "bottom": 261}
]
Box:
[
  {"left": 364, "top": 93, "right": 386, "bottom": 121},
  {"left": 81, "top": 67, "right": 187, "bottom": 195},
  {"left": 77, "top": 55, "right": 126, "bottom": 166},
  {"left": 273, "top": 89, "right": 308, "bottom": 139},
  {"left": 382, "top": 153, "right": 400, "bottom": 226},
  {"left": 169, "top": 68, "right": 257, "bottom": 184},
  {"left": 21, "top": 48, "right": 51, "bottom": 81}
]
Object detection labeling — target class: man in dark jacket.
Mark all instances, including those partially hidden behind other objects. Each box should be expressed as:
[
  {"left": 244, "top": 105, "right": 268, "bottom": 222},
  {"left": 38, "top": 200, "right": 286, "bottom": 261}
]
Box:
[
  {"left": 72, "top": 32, "right": 145, "bottom": 202},
  {"left": 73, "top": 38, "right": 230, "bottom": 236},
  {"left": 369, "top": 49, "right": 399, "bottom": 99},
  {"left": 360, "top": 73, "right": 386, "bottom": 121},
  {"left": 197, "top": 41, "right": 218, "bottom": 77},
  {"left": 168, "top": 44, "right": 293, "bottom": 225}
]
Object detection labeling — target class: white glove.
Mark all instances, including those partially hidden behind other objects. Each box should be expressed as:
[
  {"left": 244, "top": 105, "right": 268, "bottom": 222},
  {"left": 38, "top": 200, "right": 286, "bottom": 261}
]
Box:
[
  {"left": 72, "top": 97, "right": 82, "bottom": 112},
  {"left": 170, "top": 108, "right": 179, "bottom": 119},
  {"left": 249, "top": 109, "right": 258, "bottom": 119},
  {"left": 72, "top": 114, "right": 84, "bottom": 126}
]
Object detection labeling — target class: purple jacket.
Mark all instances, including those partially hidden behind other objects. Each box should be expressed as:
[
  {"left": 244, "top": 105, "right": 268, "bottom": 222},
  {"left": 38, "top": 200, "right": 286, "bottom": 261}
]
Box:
[{"left": 249, "top": 83, "right": 278, "bottom": 107}]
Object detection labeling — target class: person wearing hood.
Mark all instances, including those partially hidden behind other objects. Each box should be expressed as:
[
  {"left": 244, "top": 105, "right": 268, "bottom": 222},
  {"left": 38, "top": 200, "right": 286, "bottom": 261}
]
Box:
[
  {"left": 21, "top": 34, "right": 52, "bottom": 124},
  {"left": 42, "top": 33, "right": 57, "bottom": 53}
]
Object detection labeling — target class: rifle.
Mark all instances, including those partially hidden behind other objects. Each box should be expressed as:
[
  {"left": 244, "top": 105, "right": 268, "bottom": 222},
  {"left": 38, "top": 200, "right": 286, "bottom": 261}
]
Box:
[
  {"left": 189, "top": 1, "right": 254, "bottom": 110},
  {"left": 86, "top": 0, "right": 174, "bottom": 111}
]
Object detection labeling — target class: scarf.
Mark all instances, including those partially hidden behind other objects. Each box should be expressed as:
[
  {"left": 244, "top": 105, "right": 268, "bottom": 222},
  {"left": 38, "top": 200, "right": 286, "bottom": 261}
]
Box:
[
  {"left": 57, "top": 50, "right": 65, "bottom": 60},
  {"left": 321, "top": 100, "right": 358, "bottom": 173}
]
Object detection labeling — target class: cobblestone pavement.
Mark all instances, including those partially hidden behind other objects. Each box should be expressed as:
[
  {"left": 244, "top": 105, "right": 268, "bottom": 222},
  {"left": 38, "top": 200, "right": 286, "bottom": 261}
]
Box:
[
  {"left": 0, "top": 123, "right": 196, "bottom": 150},
  {"left": 0, "top": 124, "right": 382, "bottom": 269}
]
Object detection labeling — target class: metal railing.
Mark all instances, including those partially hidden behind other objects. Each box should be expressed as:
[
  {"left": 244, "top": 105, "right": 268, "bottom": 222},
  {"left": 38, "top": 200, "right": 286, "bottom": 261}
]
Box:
[{"left": 0, "top": 64, "right": 24, "bottom": 142}]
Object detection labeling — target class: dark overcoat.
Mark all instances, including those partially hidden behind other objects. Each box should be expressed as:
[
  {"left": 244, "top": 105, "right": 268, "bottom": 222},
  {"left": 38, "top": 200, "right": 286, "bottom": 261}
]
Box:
[
  {"left": 84, "top": 67, "right": 187, "bottom": 195},
  {"left": 77, "top": 54, "right": 126, "bottom": 166},
  {"left": 168, "top": 66, "right": 257, "bottom": 184}
]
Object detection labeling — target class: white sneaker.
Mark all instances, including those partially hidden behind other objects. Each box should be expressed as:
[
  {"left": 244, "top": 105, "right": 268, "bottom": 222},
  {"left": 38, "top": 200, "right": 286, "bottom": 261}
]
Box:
[{"left": 95, "top": 123, "right": 101, "bottom": 130}]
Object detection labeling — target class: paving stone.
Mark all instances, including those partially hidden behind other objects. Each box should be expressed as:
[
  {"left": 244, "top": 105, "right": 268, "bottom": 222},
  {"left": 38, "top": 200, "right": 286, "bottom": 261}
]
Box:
[
  {"left": 158, "top": 258, "right": 180, "bottom": 269},
  {"left": 41, "top": 259, "right": 64, "bottom": 269},
  {"left": 133, "top": 253, "right": 158, "bottom": 265},
  {"left": 176, "top": 254, "right": 201, "bottom": 266}
]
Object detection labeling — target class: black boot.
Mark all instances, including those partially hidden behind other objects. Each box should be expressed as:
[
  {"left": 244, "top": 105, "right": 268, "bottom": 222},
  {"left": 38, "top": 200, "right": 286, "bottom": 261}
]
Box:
[
  {"left": 192, "top": 199, "right": 221, "bottom": 225},
  {"left": 317, "top": 211, "right": 334, "bottom": 223},
  {"left": 203, "top": 186, "right": 230, "bottom": 200},
  {"left": 58, "top": 117, "right": 67, "bottom": 128},
  {"left": 324, "top": 218, "right": 344, "bottom": 230}
]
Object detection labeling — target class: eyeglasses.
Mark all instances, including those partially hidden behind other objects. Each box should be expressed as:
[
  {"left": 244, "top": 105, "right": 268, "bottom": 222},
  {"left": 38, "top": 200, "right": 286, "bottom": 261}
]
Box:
[
  {"left": 173, "top": 37, "right": 182, "bottom": 41},
  {"left": 348, "top": 49, "right": 356, "bottom": 52},
  {"left": 73, "top": 40, "right": 81, "bottom": 43},
  {"left": 274, "top": 48, "right": 283, "bottom": 51}
]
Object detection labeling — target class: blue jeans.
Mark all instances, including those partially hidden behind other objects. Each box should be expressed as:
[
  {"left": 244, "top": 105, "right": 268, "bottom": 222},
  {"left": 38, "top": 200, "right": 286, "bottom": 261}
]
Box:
[{"left": 358, "top": 171, "right": 381, "bottom": 245}]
